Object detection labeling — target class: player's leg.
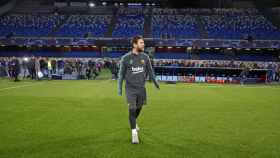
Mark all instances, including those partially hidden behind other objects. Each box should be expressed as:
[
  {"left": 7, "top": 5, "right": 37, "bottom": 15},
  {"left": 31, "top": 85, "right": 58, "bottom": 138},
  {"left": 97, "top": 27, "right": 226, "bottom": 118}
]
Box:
[
  {"left": 136, "top": 107, "right": 141, "bottom": 131},
  {"left": 129, "top": 107, "right": 137, "bottom": 130},
  {"left": 135, "top": 88, "right": 146, "bottom": 131},
  {"left": 136, "top": 88, "right": 146, "bottom": 118},
  {"left": 126, "top": 92, "right": 139, "bottom": 144},
  {"left": 129, "top": 106, "right": 139, "bottom": 144},
  {"left": 136, "top": 107, "right": 142, "bottom": 119}
]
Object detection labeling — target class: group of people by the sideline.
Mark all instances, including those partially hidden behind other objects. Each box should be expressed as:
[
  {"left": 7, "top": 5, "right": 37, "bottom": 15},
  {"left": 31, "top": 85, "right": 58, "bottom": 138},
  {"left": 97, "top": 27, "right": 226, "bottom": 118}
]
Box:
[
  {"left": 1, "top": 56, "right": 280, "bottom": 83},
  {"left": 0, "top": 57, "right": 120, "bottom": 81}
]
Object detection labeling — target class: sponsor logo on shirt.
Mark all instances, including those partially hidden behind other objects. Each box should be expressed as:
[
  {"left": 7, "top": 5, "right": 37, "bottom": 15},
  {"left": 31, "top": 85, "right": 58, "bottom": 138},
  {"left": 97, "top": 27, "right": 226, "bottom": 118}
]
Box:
[{"left": 131, "top": 66, "right": 144, "bottom": 74}]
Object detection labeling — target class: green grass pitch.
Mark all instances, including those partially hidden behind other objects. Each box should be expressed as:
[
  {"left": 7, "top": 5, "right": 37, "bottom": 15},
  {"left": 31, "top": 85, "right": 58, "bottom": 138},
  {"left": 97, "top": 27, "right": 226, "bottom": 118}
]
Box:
[{"left": 0, "top": 70, "right": 280, "bottom": 158}]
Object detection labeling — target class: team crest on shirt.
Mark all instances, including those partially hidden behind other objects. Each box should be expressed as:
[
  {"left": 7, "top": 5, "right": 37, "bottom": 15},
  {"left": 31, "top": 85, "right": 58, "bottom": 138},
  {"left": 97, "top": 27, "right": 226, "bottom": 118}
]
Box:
[{"left": 140, "top": 59, "right": 145, "bottom": 65}]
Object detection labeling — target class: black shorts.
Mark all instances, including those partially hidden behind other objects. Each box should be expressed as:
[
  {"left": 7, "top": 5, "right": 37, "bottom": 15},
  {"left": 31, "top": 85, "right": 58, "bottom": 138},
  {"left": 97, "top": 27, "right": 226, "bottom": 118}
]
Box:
[{"left": 125, "top": 87, "right": 147, "bottom": 109}]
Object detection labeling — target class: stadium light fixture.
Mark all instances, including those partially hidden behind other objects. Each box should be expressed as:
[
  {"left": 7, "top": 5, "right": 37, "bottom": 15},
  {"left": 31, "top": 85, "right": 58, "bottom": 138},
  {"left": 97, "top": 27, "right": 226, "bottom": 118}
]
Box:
[
  {"left": 89, "top": 2, "right": 95, "bottom": 7},
  {"left": 227, "top": 48, "right": 232, "bottom": 50},
  {"left": 128, "top": 3, "right": 142, "bottom": 6},
  {"left": 23, "top": 57, "right": 29, "bottom": 62},
  {"left": 102, "top": 2, "right": 107, "bottom": 6}
]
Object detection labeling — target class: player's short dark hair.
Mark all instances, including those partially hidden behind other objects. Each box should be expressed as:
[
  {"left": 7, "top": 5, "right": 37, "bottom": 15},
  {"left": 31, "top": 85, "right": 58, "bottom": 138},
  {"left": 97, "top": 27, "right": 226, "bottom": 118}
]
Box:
[{"left": 131, "top": 35, "right": 144, "bottom": 46}]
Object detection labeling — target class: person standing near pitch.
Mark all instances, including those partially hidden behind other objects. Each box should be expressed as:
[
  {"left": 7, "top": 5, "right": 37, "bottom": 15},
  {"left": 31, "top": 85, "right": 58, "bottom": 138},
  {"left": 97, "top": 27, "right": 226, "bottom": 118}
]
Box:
[{"left": 118, "top": 36, "right": 160, "bottom": 144}]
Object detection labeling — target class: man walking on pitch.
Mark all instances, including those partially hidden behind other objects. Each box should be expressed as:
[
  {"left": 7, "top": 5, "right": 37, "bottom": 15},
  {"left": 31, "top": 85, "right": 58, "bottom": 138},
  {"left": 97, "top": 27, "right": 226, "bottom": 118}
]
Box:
[{"left": 118, "top": 36, "right": 160, "bottom": 144}]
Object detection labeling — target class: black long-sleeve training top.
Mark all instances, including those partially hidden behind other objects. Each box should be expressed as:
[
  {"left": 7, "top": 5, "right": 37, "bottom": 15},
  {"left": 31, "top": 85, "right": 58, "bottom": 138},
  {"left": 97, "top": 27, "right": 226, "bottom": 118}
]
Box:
[{"left": 118, "top": 51, "right": 159, "bottom": 95}]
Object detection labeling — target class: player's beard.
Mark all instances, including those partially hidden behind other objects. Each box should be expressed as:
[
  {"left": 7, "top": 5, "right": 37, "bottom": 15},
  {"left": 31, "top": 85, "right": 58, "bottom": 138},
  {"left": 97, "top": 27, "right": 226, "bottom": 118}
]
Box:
[{"left": 137, "top": 47, "right": 144, "bottom": 52}]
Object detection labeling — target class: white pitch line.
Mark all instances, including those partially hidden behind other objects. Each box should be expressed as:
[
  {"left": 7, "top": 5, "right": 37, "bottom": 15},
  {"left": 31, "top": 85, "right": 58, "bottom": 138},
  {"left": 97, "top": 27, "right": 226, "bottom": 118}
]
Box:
[{"left": 0, "top": 82, "right": 44, "bottom": 92}]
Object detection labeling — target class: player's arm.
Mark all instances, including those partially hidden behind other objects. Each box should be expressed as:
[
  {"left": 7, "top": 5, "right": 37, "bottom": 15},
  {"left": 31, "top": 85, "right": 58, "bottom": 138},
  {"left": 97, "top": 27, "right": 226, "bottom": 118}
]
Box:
[
  {"left": 117, "top": 56, "right": 126, "bottom": 96},
  {"left": 146, "top": 56, "right": 160, "bottom": 89}
]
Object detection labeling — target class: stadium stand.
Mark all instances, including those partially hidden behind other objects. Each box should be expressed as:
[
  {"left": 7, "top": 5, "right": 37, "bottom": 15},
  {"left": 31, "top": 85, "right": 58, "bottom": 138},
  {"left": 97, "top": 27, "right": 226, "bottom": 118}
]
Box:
[
  {"left": 0, "top": 7, "right": 279, "bottom": 39},
  {"left": 56, "top": 15, "right": 112, "bottom": 37},
  {"left": 0, "top": 14, "right": 66, "bottom": 37},
  {"left": 112, "top": 7, "right": 145, "bottom": 38},
  {"left": 201, "top": 8, "right": 280, "bottom": 40}
]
